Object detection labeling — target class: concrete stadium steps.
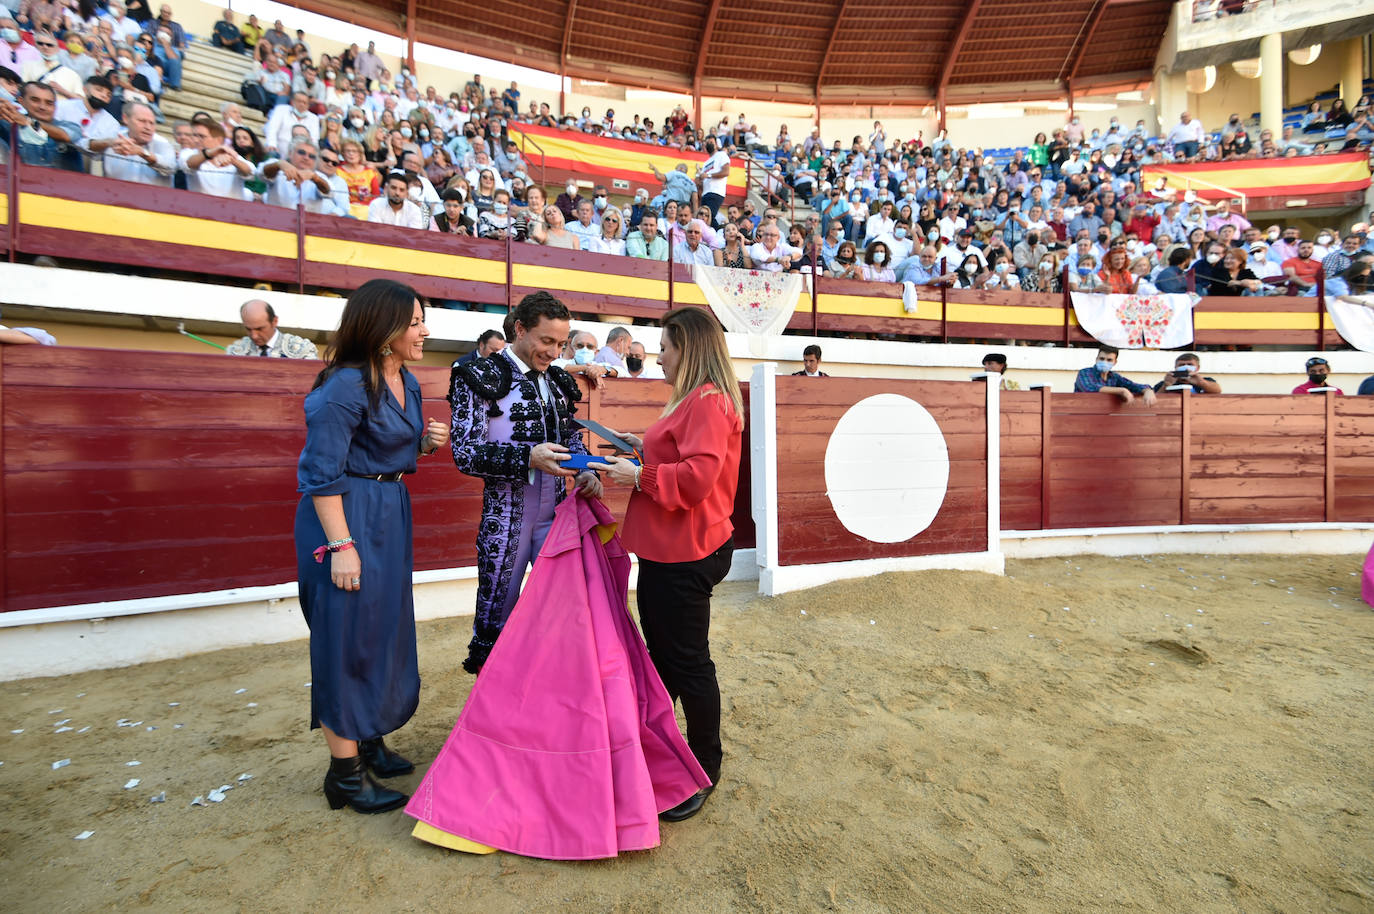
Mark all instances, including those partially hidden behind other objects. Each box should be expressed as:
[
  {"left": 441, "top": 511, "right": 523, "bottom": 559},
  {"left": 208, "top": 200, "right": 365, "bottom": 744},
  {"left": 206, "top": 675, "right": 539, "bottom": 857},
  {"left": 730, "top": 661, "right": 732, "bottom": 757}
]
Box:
[{"left": 156, "top": 40, "right": 262, "bottom": 140}]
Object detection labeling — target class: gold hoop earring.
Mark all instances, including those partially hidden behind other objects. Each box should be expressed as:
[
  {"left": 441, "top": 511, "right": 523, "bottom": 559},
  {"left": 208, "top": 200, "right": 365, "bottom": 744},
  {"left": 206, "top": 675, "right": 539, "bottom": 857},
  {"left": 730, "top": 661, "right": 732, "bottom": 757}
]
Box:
[{"left": 380, "top": 344, "right": 393, "bottom": 357}]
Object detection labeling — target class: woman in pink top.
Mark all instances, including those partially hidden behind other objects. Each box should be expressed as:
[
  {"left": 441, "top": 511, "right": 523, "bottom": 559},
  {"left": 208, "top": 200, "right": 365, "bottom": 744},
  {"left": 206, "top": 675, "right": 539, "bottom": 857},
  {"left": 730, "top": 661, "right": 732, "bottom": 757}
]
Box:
[{"left": 594, "top": 307, "right": 744, "bottom": 822}]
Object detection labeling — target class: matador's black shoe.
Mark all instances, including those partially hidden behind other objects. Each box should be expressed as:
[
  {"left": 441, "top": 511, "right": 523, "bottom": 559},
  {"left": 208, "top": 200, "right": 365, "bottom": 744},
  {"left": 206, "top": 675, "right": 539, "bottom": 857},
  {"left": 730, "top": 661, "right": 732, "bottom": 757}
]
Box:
[
  {"left": 359, "top": 737, "right": 414, "bottom": 778},
  {"left": 660, "top": 785, "right": 715, "bottom": 822},
  {"left": 323, "top": 755, "right": 407, "bottom": 813}
]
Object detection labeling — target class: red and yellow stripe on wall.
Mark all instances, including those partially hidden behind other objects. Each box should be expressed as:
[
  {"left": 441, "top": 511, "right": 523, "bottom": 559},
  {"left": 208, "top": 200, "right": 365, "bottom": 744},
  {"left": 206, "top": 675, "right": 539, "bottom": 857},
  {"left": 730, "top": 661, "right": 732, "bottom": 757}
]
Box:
[{"left": 507, "top": 122, "right": 749, "bottom": 198}]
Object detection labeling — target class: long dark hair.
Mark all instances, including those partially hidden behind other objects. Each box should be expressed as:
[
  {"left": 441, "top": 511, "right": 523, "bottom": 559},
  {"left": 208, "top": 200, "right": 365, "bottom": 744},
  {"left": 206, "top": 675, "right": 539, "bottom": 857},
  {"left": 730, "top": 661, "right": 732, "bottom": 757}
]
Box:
[{"left": 313, "top": 279, "right": 425, "bottom": 410}]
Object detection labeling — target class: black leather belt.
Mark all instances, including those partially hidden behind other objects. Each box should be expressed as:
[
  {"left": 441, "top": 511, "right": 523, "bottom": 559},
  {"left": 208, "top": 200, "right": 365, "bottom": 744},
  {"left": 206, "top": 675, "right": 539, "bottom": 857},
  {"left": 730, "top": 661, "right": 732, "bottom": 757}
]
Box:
[{"left": 347, "top": 471, "right": 406, "bottom": 482}]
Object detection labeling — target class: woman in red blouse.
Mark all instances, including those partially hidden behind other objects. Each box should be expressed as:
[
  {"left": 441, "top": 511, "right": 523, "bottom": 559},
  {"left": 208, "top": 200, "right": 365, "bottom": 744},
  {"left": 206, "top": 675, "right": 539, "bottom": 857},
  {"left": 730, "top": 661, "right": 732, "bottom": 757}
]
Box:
[
  {"left": 1099, "top": 245, "right": 1139, "bottom": 295},
  {"left": 593, "top": 307, "right": 744, "bottom": 823}
]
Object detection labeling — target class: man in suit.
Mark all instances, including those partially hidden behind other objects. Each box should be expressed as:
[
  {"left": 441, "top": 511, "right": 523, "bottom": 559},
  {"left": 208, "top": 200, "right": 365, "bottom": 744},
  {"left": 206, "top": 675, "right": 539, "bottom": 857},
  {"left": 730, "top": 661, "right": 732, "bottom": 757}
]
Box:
[
  {"left": 456, "top": 328, "right": 506, "bottom": 365},
  {"left": 224, "top": 299, "right": 318, "bottom": 358},
  {"left": 792, "top": 344, "right": 828, "bottom": 377}
]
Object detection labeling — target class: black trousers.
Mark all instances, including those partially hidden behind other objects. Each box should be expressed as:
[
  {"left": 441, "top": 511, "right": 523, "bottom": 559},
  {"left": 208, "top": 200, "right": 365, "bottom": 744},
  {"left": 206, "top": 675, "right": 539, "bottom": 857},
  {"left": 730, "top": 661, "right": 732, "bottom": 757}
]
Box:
[{"left": 636, "top": 537, "right": 734, "bottom": 783}]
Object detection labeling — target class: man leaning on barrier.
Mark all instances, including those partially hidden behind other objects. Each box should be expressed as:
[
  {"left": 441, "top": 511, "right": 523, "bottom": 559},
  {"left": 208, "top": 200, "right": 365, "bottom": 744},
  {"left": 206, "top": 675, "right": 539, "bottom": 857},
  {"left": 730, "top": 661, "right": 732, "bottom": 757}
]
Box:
[
  {"left": 1152, "top": 353, "right": 1221, "bottom": 395},
  {"left": 1074, "top": 346, "right": 1157, "bottom": 406}
]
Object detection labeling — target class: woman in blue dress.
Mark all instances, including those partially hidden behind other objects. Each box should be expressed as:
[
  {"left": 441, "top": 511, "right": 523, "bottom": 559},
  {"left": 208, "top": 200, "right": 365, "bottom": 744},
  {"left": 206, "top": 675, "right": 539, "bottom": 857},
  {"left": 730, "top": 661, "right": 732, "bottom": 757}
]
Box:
[{"left": 294, "top": 279, "right": 450, "bottom": 814}]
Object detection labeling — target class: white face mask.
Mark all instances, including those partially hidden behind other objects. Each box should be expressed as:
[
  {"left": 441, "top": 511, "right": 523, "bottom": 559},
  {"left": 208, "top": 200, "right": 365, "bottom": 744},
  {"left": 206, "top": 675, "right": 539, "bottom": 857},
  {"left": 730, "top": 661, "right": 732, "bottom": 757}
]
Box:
[
  {"left": 566, "top": 185, "right": 577, "bottom": 196},
  {"left": 873, "top": 251, "right": 886, "bottom": 264},
  {"left": 1206, "top": 252, "right": 1221, "bottom": 264},
  {"left": 408, "top": 186, "right": 422, "bottom": 201},
  {"left": 350, "top": 117, "right": 364, "bottom": 128},
  {"left": 1317, "top": 234, "right": 1332, "bottom": 245},
  {"left": 965, "top": 260, "right": 978, "bottom": 273}
]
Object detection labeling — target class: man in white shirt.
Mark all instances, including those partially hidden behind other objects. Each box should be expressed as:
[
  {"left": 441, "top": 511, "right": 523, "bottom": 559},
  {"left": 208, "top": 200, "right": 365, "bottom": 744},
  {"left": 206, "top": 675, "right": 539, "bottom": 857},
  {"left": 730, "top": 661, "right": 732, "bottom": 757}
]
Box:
[
  {"left": 594, "top": 326, "right": 631, "bottom": 375},
  {"left": 943, "top": 228, "right": 987, "bottom": 273},
  {"left": 56, "top": 73, "right": 118, "bottom": 169},
  {"left": 262, "top": 140, "right": 334, "bottom": 212},
  {"left": 566, "top": 199, "right": 601, "bottom": 248},
  {"left": 673, "top": 219, "right": 715, "bottom": 265},
  {"left": 22, "top": 30, "right": 82, "bottom": 100},
  {"left": 264, "top": 92, "right": 319, "bottom": 156},
  {"left": 101, "top": 100, "right": 174, "bottom": 186},
  {"left": 697, "top": 137, "right": 730, "bottom": 220},
  {"left": 748, "top": 224, "right": 800, "bottom": 272},
  {"left": 102, "top": 1, "right": 144, "bottom": 43},
  {"left": 367, "top": 168, "right": 426, "bottom": 229},
  {"left": 1165, "top": 110, "right": 1200, "bottom": 159},
  {"left": 181, "top": 120, "right": 253, "bottom": 199}
]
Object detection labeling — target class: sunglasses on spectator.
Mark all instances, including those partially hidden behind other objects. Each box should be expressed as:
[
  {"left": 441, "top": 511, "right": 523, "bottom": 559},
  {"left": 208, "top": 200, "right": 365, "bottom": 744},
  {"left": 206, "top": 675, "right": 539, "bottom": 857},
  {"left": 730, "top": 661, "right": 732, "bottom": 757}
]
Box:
[
  {"left": 320, "top": 156, "right": 340, "bottom": 165},
  {"left": 36, "top": 39, "right": 58, "bottom": 48}
]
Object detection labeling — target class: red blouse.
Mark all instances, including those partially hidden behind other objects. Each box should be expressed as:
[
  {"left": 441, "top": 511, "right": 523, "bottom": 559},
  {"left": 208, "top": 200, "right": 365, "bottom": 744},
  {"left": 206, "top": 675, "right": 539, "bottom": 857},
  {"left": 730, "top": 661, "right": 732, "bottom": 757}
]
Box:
[{"left": 621, "top": 384, "right": 743, "bottom": 563}]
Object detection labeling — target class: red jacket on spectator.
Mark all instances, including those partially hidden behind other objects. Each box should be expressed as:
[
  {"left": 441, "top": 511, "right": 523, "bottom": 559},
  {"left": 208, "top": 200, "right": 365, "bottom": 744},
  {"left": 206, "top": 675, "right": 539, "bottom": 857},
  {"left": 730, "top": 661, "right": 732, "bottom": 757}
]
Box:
[
  {"left": 1123, "top": 213, "right": 1159, "bottom": 241},
  {"left": 1046, "top": 219, "right": 1068, "bottom": 242}
]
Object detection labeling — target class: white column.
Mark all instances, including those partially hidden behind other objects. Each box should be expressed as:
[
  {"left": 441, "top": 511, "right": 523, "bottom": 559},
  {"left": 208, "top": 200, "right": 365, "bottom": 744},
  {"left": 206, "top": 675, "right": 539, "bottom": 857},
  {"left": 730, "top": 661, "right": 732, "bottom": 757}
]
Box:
[
  {"left": 1259, "top": 33, "right": 1284, "bottom": 138},
  {"left": 1155, "top": 68, "right": 1188, "bottom": 136},
  {"left": 1340, "top": 37, "right": 1365, "bottom": 107}
]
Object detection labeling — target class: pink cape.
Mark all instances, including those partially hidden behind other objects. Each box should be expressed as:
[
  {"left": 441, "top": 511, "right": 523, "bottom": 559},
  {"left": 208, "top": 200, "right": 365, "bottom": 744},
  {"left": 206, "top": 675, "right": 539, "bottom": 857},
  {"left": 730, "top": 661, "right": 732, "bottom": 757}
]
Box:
[
  {"left": 405, "top": 495, "right": 711, "bottom": 860},
  {"left": 1364, "top": 539, "right": 1374, "bottom": 608}
]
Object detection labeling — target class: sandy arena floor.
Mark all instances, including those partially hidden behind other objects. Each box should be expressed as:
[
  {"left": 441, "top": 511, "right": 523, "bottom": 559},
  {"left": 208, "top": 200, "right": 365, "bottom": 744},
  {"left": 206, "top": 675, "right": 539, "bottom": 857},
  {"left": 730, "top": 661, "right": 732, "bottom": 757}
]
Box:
[{"left": 2, "top": 554, "right": 1372, "bottom": 913}]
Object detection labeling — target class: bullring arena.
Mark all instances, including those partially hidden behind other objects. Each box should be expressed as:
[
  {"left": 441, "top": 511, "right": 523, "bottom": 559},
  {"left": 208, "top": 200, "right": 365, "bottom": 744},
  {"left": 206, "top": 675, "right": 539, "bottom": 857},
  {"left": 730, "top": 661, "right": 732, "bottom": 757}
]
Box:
[{"left": 2, "top": 0, "right": 1374, "bottom": 910}]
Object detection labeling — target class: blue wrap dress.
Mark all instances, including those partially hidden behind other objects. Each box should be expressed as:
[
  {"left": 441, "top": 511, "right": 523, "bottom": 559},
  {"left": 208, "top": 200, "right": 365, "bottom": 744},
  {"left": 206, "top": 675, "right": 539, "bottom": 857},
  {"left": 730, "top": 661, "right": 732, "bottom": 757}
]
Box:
[{"left": 294, "top": 366, "right": 422, "bottom": 741}]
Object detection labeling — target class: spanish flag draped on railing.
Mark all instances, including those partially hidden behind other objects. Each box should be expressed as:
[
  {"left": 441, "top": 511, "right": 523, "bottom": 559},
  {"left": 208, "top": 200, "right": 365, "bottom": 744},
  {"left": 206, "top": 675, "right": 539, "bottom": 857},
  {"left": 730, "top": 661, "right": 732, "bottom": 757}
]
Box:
[
  {"left": 507, "top": 122, "right": 749, "bottom": 198},
  {"left": 1143, "top": 151, "right": 1371, "bottom": 211}
]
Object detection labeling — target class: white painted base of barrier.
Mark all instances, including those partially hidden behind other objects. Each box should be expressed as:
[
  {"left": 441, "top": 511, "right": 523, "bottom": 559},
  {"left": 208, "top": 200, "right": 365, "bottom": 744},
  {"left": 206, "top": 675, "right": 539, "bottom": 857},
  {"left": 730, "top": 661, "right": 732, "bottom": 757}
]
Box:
[
  {"left": 760, "top": 550, "right": 1006, "bottom": 596},
  {"left": 0, "top": 549, "right": 761, "bottom": 682},
  {"left": 1002, "top": 523, "right": 1374, "bottom": 559}
]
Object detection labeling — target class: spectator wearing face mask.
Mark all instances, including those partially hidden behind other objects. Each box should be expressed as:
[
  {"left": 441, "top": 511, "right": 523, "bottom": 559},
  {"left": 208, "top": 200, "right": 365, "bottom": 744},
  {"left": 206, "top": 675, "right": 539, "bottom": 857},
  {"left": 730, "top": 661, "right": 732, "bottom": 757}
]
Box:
[
  {"left": 1074, "top": 346, "right": 1157, "bottom": 405},
  {"left": 56, "top": 73, "right": 118, "bottom": 165},
  {"left": 477, "top": 189, "right": 512, "bottom": 240},
  {"left": 21, "top": 30, "right": 82, "bottom": 100},
  {"left": 1293, "top": 356, "right": 1342, "bottom": 395},
  {"left": 1192, "top": 241, "right": 1232, "bottom": 296},
  {"left": 860, "top": 240, "right": 895, "bottom": 282}
]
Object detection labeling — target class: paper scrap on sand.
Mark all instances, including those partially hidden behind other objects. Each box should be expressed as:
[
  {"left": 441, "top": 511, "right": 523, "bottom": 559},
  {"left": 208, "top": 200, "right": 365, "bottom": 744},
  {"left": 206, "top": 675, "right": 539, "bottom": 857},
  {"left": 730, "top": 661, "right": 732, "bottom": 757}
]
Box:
[
  {"left": 74, "top": 831, "right": 94, "bottom": 840},
  {"left": 124, "top": 778, "right": 141, "bottom": 789},
  {"left": 52, "top": 759, "right": 71, "bottom": 770}
]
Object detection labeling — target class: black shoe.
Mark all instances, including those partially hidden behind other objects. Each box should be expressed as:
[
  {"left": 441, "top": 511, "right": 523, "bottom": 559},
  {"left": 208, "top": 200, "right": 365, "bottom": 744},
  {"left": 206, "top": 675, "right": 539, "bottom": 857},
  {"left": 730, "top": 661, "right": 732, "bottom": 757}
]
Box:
[
  {"left": 323, "top": 755, "right": 408, "bottom": 813},
  {"left": 660, "top": 785, "right": 714, "bottom": 822},
  {"left": 359, "top": 737, "right": 414, "bottom": 778}
]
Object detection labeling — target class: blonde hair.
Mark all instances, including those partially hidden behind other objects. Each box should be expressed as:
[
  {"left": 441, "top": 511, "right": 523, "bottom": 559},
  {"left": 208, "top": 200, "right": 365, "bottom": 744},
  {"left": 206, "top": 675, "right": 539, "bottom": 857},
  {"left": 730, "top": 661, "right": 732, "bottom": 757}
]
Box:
[{"left": 660, "top": 307, "right": 743, "bottom": 423}]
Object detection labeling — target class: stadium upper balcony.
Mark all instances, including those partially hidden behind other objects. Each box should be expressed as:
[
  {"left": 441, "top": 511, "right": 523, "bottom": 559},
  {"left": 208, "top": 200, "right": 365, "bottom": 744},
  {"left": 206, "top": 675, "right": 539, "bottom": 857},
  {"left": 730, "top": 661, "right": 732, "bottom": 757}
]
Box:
[{"left": 1164, "top": 0, "right": 1374, "bottom": 72}]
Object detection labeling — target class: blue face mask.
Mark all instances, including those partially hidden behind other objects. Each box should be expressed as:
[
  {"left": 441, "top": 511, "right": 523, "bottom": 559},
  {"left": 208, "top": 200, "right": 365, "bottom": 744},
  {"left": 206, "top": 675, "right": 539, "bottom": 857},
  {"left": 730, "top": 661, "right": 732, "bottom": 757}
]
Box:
[
  {"left": 573, "top": 348, "right": 595, "bottom": 365},
  {"left": 895, "top": 227, "right": 907, "bottom": 239},
  {"left": 1094, "top": 359, "right": 1113, "bottom": 372},
  {"left": 1077, "top": 266, "right": 1092, "bottom": 276}
]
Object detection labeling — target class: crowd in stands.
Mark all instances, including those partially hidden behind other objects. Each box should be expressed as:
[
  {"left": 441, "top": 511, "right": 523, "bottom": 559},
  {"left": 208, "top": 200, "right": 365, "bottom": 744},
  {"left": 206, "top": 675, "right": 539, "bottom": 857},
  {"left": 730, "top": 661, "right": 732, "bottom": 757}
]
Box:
[{"left": 2, "top": 4, "right": 1374, "bottom": 311}]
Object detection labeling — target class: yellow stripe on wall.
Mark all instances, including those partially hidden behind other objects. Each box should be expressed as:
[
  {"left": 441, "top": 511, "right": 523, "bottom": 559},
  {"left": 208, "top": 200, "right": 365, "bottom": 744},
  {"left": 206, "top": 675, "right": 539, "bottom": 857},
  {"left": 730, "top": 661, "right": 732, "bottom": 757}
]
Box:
[
  {"left": 1195, "top": 311, "right": 1319, "bottom": 330},
  {"left": 0, "top": 191, "right": 7, "bottom": 228},
  {"left": 305, "top": 236, "right": 505, "bottom": 283},
  {"left": 513, "top": 263, "right": 669, "bottom": 301},
  {"left": 20, "top": 194, "right": 295, "bottom": 257}
]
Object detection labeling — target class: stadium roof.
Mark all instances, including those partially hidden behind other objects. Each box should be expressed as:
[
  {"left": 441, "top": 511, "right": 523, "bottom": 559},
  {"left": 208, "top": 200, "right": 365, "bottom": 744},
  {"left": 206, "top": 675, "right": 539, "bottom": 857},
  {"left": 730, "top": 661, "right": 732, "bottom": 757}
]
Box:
[{"left": 288, "top": 0, "right": 1172, "bottom": 107}]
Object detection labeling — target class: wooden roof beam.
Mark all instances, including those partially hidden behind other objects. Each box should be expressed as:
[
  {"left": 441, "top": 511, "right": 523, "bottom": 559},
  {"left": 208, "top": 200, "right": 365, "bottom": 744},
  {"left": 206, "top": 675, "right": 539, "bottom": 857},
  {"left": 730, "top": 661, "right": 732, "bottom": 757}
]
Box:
[
  {"left": 693, "top": 0, "right": 726, "bottom": 127},
  {"left": 936, "top": 0, "right": 983, "bottom": 131}
]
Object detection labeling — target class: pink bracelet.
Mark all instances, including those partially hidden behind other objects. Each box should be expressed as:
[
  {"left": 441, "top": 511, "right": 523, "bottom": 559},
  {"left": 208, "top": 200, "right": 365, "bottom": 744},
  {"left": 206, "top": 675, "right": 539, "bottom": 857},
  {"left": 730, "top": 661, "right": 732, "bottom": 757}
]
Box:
[{"left": 312, "top": 540, "right": 355, "bottom": 563}]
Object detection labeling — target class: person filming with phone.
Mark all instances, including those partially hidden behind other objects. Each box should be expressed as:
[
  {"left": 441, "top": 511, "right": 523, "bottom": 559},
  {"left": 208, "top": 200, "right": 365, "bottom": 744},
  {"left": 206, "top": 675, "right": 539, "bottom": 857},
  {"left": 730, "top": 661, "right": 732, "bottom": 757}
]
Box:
[{"left": 1152, "top": 352, "right": 1221, "bottom": 394}]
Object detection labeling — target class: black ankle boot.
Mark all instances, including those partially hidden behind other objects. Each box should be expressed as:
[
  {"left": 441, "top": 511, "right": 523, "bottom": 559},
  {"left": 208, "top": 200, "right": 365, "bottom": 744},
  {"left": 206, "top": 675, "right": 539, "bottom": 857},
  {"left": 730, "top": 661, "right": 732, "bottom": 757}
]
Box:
[
  {"left": 359, "top": 737, "right": 414, "bottom": 777},
  {"left": 323, "top": 755, "right": 407, "bottom": 813}
]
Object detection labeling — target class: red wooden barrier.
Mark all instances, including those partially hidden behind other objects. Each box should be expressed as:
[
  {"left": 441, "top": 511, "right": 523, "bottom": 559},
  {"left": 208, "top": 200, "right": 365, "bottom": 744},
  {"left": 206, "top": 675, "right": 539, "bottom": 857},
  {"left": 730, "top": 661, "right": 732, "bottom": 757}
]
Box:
[
  {"left": 772, "top": 377, "right": 988, "bottom": 565},
  {"left": 998, "top": 389, "right": 1374, "bottom": 531},
  {"left": 1, "top": 346, "right": 753, "bottom": 614}
]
